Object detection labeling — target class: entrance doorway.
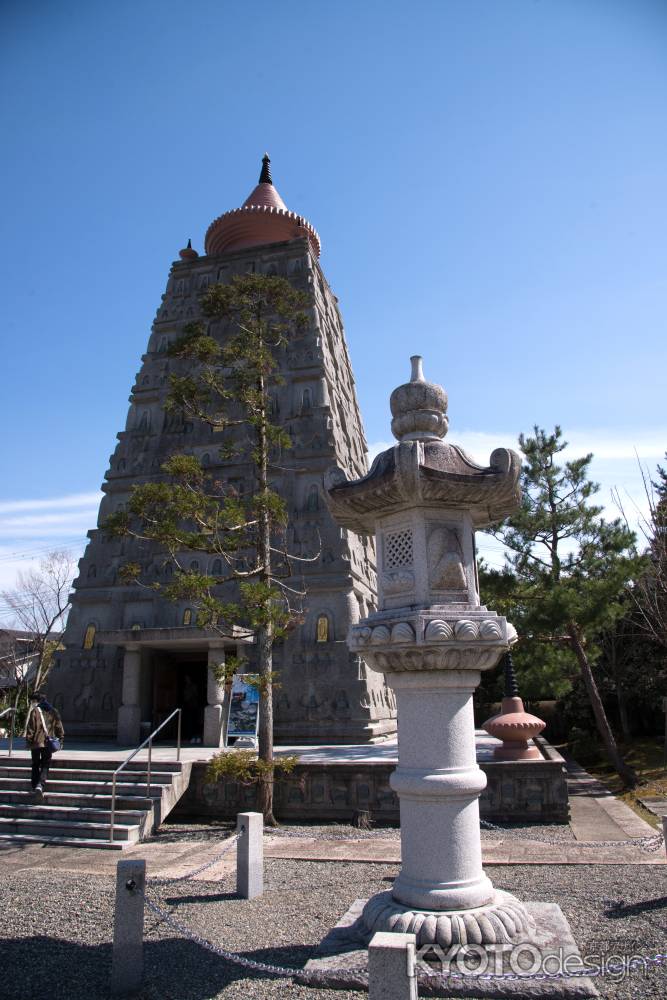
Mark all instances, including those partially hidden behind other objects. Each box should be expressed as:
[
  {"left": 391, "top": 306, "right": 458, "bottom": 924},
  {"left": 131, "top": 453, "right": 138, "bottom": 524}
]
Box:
[{"left": 152, "top": 655, "right": 207, "bottom": 742}]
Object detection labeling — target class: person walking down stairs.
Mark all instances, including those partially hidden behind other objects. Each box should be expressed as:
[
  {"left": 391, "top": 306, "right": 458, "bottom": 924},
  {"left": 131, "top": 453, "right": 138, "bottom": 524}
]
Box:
[{"left": 25, "top": 692, "right": 64, "bottom": 800}]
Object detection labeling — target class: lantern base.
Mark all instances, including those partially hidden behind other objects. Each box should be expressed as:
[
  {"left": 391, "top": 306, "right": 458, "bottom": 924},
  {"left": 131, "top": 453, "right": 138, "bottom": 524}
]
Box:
[{"left": 362, "top": 888, "right": 536, "bottom": 947}]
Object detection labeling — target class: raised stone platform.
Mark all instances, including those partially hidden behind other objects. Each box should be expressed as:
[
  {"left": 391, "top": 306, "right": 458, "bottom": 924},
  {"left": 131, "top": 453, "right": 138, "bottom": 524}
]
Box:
[
  {"left": 174, "top": 733, "right": 569, "bottom": 824},
  {"left": 304, "top": 897, "right": 599, "bottom": 997}
]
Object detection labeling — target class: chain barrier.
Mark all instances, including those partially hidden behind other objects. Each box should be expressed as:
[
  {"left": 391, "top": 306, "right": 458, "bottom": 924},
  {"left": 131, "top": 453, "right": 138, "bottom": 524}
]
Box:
[
  {"left": 142, "top": 886, "right": 667, "bottom": 984},
  {"left": 148, "top": 831, "right": 240, "bottom": 885},
  {"left": 479, "top": 819, "right": 665, "bottom": 853},
  {"left": 142, "top": 890, "right": 368, "bottom": 983}
]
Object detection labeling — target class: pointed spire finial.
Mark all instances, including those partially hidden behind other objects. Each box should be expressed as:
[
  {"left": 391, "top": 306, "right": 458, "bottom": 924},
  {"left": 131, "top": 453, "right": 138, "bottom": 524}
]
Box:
[
  {"left": 186, "top": 238, "right": 192, "bottom": 249},
  {"left": 503, "top": 651, "right": 520, "bottom": 698},
  {"left": 259, "top": 153, "right": 273, "bottom": 185}
]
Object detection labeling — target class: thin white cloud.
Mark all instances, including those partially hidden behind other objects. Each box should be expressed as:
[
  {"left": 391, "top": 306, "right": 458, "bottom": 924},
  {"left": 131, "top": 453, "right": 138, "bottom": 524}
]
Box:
[
  {"left": 0, "top": 512, "right": 99, "bottom": 532},
  {"left": 368, "top": 428, "right": 666, "bottom": 465},
  {"left": 0, "top": 491, "right": 100, "bottom": 591},
  {"left": 0, "top": 492, "right": 102, "bottom": 514}
]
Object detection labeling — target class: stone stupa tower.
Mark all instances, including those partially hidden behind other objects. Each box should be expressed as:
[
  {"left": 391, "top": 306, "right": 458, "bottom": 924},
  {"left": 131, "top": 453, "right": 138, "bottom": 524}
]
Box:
[{"left": 48, "top": 156, "right": 396, "bottom": 746}]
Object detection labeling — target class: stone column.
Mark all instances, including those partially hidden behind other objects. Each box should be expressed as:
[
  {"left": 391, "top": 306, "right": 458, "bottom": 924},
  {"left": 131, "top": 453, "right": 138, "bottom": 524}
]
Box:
[
  {"left": 117, "top": 645, "right": 141, "bottom": 745},
  {"left": 389, "top": 670, "right": 493, "bottom": 912},
  {"left": 203, "top": 643, "right": 226, "bottom": 747}
]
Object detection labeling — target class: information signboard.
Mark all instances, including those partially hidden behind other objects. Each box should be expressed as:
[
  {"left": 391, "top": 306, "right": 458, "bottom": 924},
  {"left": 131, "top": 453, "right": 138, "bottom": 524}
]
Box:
[{"left": 225, "top": 674, "right": 260, "bottom": 745}]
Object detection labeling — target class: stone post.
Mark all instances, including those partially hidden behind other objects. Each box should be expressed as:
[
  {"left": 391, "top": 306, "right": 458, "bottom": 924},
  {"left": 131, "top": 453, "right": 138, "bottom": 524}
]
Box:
[
  {"left": 368, "top": 931, "right": 417, "bottom": 1000},
  {"left": 110, "top": 859, "right": 146, "bottom": 995},
  {"left": 203, "top": 642, "right": 226, "bottom": 747},
  {"left": 117, "top": 645, "right": 141, "bottom": 745},
  {"left": 325, "top": 356, "right": 534, "bottom": 949},
  {"left": 237, "top": 811, "right": 263, "bottom": 899}
]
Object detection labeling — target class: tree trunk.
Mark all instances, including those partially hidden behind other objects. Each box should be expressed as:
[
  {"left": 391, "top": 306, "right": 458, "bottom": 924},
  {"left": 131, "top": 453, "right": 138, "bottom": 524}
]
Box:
[
  {"left": 609, "top": 633, "right": 631, "bottom": 742},
  {"left": 256, "top": 622, "right": 276, "bottom": 825},
  {"left": 256, "top": 354, "right": 277, "bottom": 826},
  {"left": 567, "top": 623, "right": 636, "bottom": 787}
]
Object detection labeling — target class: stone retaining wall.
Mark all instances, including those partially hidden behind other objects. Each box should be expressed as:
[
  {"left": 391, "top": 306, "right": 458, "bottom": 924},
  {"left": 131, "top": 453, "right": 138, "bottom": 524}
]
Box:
[{"left": 174, "top": 737, "right": 569, "bottom": 824}]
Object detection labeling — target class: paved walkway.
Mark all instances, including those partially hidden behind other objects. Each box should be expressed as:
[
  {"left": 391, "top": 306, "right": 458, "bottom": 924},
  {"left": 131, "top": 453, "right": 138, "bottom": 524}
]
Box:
[
  {"left": 566, "top": 759, "right": 657, "bottom": 841},
  {"left": 0, "top": 732, "right": 508, "bottom": 763},
  {"left": 2, "top": 823, "right": 663, "bottom": 881}
]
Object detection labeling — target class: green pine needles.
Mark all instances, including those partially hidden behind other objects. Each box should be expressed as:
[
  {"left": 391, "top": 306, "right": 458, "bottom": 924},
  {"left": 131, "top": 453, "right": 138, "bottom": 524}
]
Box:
[{"left": 484, "top": 426, "right": 646, "bottom": 786}]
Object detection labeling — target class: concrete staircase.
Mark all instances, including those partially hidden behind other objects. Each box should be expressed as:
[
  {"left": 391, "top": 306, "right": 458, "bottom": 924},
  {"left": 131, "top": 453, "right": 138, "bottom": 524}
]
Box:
[{"left": 0, "top": 755, "right": 192, "bottom": 850}]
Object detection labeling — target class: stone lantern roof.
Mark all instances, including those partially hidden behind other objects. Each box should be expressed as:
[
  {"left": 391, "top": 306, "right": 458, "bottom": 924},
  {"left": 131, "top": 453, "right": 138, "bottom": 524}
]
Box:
[
  {"left": 325, "top": 356, "right": 522, "bottom": 533},
  {"left": 204, "top": 154, "right": 321, "bottom": 258}
]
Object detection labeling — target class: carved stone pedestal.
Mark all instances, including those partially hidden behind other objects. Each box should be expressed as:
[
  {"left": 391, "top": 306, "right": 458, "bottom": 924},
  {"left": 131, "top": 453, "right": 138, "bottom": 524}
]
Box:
[{"left": 362, "top": 889, "right": 534, "bottom": 947}]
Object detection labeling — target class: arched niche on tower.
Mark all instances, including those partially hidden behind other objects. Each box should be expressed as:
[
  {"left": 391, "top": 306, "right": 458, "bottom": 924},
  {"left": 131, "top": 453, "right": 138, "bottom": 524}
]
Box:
[
  {"left": 314, "top": 611, "right": 334, "bottom": 644},
  {"left": 82, "top": 622, "right": 98, "bottom": 650},
  {"left": 304, "top": 483, "right": 320, "bottom": 513}
]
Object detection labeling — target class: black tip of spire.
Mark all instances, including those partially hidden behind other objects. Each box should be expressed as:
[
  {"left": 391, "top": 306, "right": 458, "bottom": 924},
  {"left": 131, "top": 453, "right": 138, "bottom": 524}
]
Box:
[
  {"left": 259, "top": 153, "right": 273, "bottom": 185},
  {"left": 503, "top": 651, "right": 520, "bottom": 698},
  {"left": 186, "top": 238, "right": 192, "bottom": 249}
]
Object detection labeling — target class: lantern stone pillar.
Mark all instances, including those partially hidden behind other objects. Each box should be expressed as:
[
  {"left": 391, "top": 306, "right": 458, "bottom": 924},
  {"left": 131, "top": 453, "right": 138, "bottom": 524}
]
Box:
[
  {"left": 324, "top": 356, "right": 534, "bottom": 947},
  {"left": 203, "top": 642, "right": 226, "bottom": 747},
  {"left": 117, "top": 645, "right": 142, "bottom": 745}
]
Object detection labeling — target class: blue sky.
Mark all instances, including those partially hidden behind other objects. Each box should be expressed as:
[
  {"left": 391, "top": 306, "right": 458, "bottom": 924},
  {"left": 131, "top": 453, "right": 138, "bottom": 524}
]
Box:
[{"left": 1, "top": 0, "right": 666, "bottom": 592}]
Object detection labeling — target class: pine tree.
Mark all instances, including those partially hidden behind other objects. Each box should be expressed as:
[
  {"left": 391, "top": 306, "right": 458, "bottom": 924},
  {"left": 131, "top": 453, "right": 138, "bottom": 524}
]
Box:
[
  {"left": 488, "top": 426, "right": 645, "bottom": 786},
  {"left": 642, "top": 456, "right": 667, "bottom": 648},
  {"left": 106, "top": 274, "right": 310, "bottom": 823}
]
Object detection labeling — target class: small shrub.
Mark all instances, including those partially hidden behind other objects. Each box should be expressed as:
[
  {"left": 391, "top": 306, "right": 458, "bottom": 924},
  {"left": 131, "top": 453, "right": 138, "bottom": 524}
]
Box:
[{"left": 205, "top": 749, "right": 298, "bottom": 786}]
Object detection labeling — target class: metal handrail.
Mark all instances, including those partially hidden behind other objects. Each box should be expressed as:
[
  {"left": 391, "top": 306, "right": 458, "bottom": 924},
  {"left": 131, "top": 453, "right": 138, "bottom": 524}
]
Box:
[
  {"left": 0, "top": 707, "right": 16, "bottom": 758},
  {"left": 110, "top": 708, "right": 181, "bottom": 844}
]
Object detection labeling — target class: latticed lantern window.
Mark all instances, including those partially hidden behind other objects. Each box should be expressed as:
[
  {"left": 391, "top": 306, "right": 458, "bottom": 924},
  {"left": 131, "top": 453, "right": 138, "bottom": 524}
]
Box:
[{"left": 384, "top": 529, "right": 413, "bottom": 569}]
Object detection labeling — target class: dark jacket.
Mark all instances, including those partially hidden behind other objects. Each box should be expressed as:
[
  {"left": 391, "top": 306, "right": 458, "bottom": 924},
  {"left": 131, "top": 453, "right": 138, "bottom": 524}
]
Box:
[{"left": 26, "top": 702, "right": 65, "bottom": 749}]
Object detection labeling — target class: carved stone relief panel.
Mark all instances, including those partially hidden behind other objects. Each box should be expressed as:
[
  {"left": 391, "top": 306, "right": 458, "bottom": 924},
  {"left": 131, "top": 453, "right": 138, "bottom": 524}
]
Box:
[{"left": 427, "top": 524, "right": 467, "bottom": 591}]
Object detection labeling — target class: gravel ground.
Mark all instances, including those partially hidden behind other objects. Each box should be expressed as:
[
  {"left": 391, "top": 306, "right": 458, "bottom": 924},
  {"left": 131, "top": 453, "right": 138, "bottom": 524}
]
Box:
[
  {"left": 155, "top": 818, "right": 575, "bottom": 843},
  {"left": 1, "top": 852, "right": 665, "bottom": 1000}
]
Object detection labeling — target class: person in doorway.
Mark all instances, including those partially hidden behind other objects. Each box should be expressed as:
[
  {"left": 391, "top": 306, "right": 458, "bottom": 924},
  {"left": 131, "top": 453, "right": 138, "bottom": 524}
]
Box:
[{"left": 25, "top": 691, "right": 64, "bottom": 799}]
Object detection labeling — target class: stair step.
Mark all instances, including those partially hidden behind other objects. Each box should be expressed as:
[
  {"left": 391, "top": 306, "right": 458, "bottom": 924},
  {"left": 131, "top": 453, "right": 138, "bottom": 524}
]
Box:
[
  {"left": 0, "top": 757, "right": 183, "bottom": 773},
  {"left": 0, "top": 832, "right": 126, "bottom": 851},
  {"left": 0, "top": 766, "right": 174, "bottom": 784},
  {"left": 0, "top": 816, "right": 139, "bottom": 841},
  {"left": 0, "top": 778, "right": 164, "bottom": 797},
  {"left": 0, "top": 790, "right": 154, "bottom": 810},
  {"left": 0, "top": 803, "right": 147, "bottom": 824},
  {"left": 0, "top": 756, "right": 191, "bottom": 849}
]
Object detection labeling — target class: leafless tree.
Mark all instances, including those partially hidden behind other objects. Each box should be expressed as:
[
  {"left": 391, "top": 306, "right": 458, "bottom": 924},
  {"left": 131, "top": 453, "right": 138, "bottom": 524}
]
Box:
[
  {"left": 613, "top": 458, "right": 667, "bottom": 651},
  {"left": 1, "top": 550, "right": 75, "bottom": 696}
]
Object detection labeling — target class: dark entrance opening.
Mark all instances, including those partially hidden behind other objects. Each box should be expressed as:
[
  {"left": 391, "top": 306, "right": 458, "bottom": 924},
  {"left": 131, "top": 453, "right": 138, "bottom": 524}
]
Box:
[{"left": 152, "top": 654, "right": 207, "bottom": 742}]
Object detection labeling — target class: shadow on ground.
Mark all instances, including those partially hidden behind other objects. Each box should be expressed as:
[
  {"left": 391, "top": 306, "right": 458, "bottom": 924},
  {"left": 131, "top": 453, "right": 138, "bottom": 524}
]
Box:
[
  {"left": 1, "top": 936, "right": 316, "bottom": 1000},
  {"left": 604, "top": 896, "right": 667, "bottom": 918}
]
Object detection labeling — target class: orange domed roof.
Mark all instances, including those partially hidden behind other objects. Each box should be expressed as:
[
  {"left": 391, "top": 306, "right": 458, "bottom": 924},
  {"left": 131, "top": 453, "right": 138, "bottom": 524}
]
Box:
[{"left": 205, "top": 155, "right": 321, "bottom": 258}]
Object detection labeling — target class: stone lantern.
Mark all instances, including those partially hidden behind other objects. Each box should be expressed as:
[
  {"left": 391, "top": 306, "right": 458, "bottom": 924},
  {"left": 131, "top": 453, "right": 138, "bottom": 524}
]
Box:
[{"left": 324, "top": 356, "right": 535, "bottom": 947}]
